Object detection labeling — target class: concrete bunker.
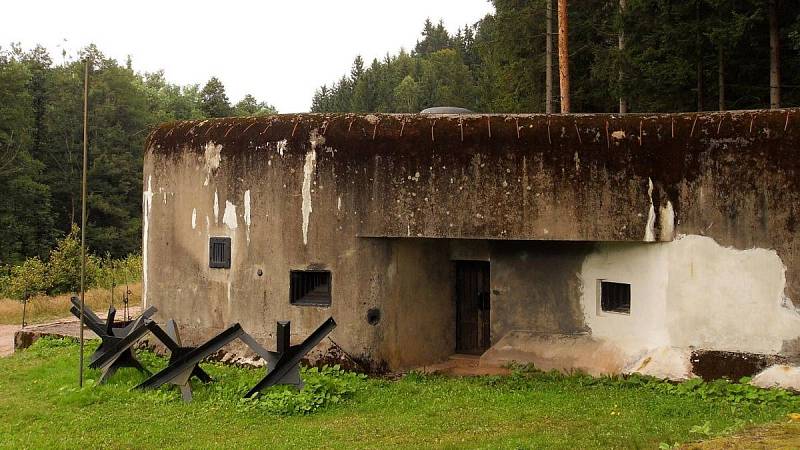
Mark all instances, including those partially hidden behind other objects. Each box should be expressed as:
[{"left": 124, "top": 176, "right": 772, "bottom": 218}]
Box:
[{"left": 143, "top": 109, "right": 800, "bottom": 381}]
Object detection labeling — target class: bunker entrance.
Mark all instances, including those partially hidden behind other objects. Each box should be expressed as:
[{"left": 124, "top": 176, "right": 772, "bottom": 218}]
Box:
[{"left": 455, "top": 261, "right": 491, "bottom": 355}]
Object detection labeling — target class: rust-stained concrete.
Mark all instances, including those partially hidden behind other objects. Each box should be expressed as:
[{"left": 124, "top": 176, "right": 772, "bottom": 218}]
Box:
[{"left": 143, "top": 109, "right": 800, "bottom": 374}]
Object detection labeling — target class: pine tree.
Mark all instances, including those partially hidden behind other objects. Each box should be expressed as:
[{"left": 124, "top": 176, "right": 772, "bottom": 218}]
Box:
[{"left": 200, "top": 77, "right": 232, "bottom": 117}]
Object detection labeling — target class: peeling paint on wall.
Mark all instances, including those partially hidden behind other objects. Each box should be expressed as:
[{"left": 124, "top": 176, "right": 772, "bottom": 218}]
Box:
[
  {"left": 276, "top": 139, "right": 287, "bottom": 157},
  {"left": 223, "top": 200, "right": 238, "bottom": 230},
  {"left": 213, "top": 190, "right": 219, "bottom": 224},
  {"left": 142, "top": 175, "right": 153, "bottom": 307},
  {"left": 203, "top": 141, "right": 222, "bottom": 186},
  {"left": 659, "top": 201, "right": 675, "bottom": 241},
  {"left": 644, "top": 178, "right": 656, "bottom": 242},
  {"left": 191, "top": 208, "right": 197, "bottom": 230},
  {"left": 244, "top": 190, "right": 251, "bottom": 243},
  {"left": 301, "top": 132, "right": 323, "bottom": 245}
]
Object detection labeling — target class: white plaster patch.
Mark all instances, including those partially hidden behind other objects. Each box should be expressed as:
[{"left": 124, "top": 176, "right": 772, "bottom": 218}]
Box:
[
  {"left": 302, "top": 151, "right": 316, "bottom": 245},
  {"left": 301, "top": 131, "right": 324, "bottom": 246},
  {"left": 213, "top": 190, "right": 219, "bottom": 224},
  {"left": 276, "top": 139, "right": 287, "bottom": 157},
  {"left": 644, "top": 178, "right": 656, "bottom": 242},
  {"left": 624, "top": 347, "right": 693, "bottom": 381},
  {"left": 581, "top": 241, "right": 671, "bottom": 352},
  {"left": 243, "top": 190, "right": 251, "bottom": 243},
  {"left": 665, "top": 235, "right": 800, "bottom": 354},
  {"left": 191, "top": 208, "right": 197, "bottom": 230},
  {"left": 203, "top": 141, "right": 222, "bottom": 186},
  {"left": 142, "top": 175, "right": 153, "bottom": 307},
  {"left": 751, "top": 365, "right": 800, "bottom": 391},
  {"left": 580, "top": 235, "right": 800, "bottom": 360},
  {"left": 223, "top": 200, "right": 238, "bottom": 230}
]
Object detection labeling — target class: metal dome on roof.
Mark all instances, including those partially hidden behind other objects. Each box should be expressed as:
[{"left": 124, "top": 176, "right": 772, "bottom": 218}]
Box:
[{"left": 420, "top": 106, "right": 475, "bottom": 114}]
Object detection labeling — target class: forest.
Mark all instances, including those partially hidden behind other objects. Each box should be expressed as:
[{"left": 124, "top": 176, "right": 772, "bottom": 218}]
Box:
[
  {"left": 0, "top": 45, "right": 275, "bottom": 270},
  {"left": 2, "top": 0, "right": 800, "bottom": 272},
  {"left": 313, "top": 0, "right": 800, "bottom": 114}
]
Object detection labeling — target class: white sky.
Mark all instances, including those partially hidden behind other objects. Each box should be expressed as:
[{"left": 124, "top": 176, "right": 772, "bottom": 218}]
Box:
[{"left": 1, "top": 0, "right": 494, "bottom": 113}]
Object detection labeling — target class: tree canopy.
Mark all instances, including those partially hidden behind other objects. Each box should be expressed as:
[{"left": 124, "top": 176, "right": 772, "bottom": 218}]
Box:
[
  {"left": 312, "top": 0, "right": 800, "bottom": 114},
  {"left": 0, "top": 44, "right": 276, "bottom": 266}
]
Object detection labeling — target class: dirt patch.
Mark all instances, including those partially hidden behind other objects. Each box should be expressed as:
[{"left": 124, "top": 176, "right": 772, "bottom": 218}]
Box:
[
  {"left": 0, "top": 324, "right": 20, "bottom": 357},
  {"left": 2, "top": 306, "right": 142, "bottom": 356},
  {"left": 691, "top": 350, "right": 786, "bottom": 381}
]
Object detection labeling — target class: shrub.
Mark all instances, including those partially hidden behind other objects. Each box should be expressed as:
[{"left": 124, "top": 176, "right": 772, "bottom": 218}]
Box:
[
  {"left": 2, "top": 256, "right": 49, "bottom": 300},
  {"left": 208, "top": 365, "right": 367, "bottom": 415},
  {"left": 46, "top": 225, "right": 99, "bottom": 295},
  {"left": 95, "top": 253, "right": 142, "bottom": 290}
]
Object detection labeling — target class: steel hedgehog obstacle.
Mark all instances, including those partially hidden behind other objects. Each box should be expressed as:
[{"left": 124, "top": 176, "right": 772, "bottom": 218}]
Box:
[{"left": 70, "top": 296, "right": 336, "bottom": 402}]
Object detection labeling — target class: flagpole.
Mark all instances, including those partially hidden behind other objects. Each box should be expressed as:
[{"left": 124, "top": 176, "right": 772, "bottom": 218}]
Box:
[{"left": 79, "top": 58, "right": 89, "bottom": 387}]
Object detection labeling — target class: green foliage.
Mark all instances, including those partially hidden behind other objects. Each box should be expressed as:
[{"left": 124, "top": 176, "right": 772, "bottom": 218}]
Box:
[
  {"left": 1, "top": 256, "right": 48, "bottom": 299},
  {"left": 211, "top": 365, "right": 367, "bottom": 415},
  {"left": 46, "top": 225, "right": 98, "bottom": 295},
  {"left": 0, "top": 227, "right": 141, "bottom": 299},
  {"left": 233, "top": 94, "right": 277, "bottom": 117},
  {"left": 94, "top": 253, "right": 142, "bottom": 290},
  {"left": 0, "top": 48, "right": 55, "bottom": 265},
  {"left": 313, "top": 2, "right": 800, "bottom": 113},
  {"left": 0, "top": 45, "right": 276, "bottom": 266},
  {"left": 2, "top": 338, "right": 799, "bottom": 448},
  {"left": 505, "top": 364, "right": 800, "bottom": 410},
  {"left": 199, "top": 76, "right": 232, "bottom": 117}
]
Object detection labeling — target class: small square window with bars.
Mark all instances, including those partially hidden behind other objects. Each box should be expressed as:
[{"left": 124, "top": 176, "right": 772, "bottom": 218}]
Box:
[
  {"left": 600, "top": 281, "right": 631, "bottom": 314},
  {"left": 290, "top": 270, "right": 331, "bottom": 306},
  {"left": 209, "top": 237, "right": 231, "bottom": 269}
]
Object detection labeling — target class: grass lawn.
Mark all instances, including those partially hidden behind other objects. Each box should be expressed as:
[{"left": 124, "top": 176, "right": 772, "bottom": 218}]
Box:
[{"left": 0, "top": 338, "right": 798, "bottom": 449}]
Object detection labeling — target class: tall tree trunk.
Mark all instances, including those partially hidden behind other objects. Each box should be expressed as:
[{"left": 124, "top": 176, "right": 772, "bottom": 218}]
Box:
[
  {"left": 769, "top": 0, "right": 781, "bottom": 109},
  {"left": 697, "top": 59, "right": 705, "bottom": 111},
  {"left": 696, "top": 0, "right": 704, "bottom": 111},
  {"left": 718, "top": 48, "right": 725, "bottom": 111},
  {"left": 558, "top": 0, "right": 571, "bottom": 113},
  {"left": 618, "top": 0, "right": 628, "bottom": 113},
  {"left": 546, "top": 0, "right": 554, "bottom": 113}
]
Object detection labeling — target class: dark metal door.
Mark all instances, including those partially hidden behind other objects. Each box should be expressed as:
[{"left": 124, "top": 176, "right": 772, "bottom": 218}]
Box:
[{"left": 455, "top": 261, "right": 491, "bottom": 355}]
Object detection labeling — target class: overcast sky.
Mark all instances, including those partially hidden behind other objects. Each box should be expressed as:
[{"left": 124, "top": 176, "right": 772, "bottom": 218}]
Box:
[{"left": 1, "top": 0, "right": 494, "bottom": 113}]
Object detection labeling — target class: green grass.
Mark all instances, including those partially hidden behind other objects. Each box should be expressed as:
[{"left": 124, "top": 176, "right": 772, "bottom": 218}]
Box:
[{"left": 0, "top": 338, "right": 798, "bottom": 449}]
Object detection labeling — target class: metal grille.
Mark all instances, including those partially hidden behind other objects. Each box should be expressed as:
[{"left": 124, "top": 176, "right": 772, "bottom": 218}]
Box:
[
  {"left": 209, "top": 237, "right": 231, "bottom": 269},
  {"left": 600, "top": 281, "right": 631, "bottom": 314},
  {"left": 289, "top": 270, "right": 331, "bottom": 306}
]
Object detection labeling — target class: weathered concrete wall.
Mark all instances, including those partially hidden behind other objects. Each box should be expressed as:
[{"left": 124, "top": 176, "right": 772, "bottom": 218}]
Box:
[
  {"left": 146, "top": 109, "right": 800, "bottom": 306},
  {"left": 143, "top": 141, "right": 460, "bottom": 369},
  {"left": 378, "top": 239, "right": 455, "bottom": 367},
  {"left": 144, "top": 109, "right": 800, "bottom": 373},
  {"left": 144, "top": 139, "right": 389, "bottom": 365},
  {"left": 489, "top": 241, "right": 590, "bottom": 340}
]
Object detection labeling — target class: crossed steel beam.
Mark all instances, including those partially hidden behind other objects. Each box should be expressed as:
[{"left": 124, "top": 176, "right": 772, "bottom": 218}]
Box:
[
  {"left": 70, "top": 297, "right": 337, "bottom": 402},
  {"left": 69, "top": 297, "right": 157, "bottom": 384},
  {"left": 135, "top": 323, "right": 244, "bottom": 402},
  {"left": 241, "top": 318, "right": 337, "bottom": 398}
]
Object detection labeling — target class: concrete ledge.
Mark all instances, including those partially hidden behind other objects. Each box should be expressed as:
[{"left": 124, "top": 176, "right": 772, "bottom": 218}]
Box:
[
  {"left": 14, "top": 329, "right": 79, "bottom": 352},
  {"left": 480, "top": 331, "right": 626, "bottom": 376}
]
